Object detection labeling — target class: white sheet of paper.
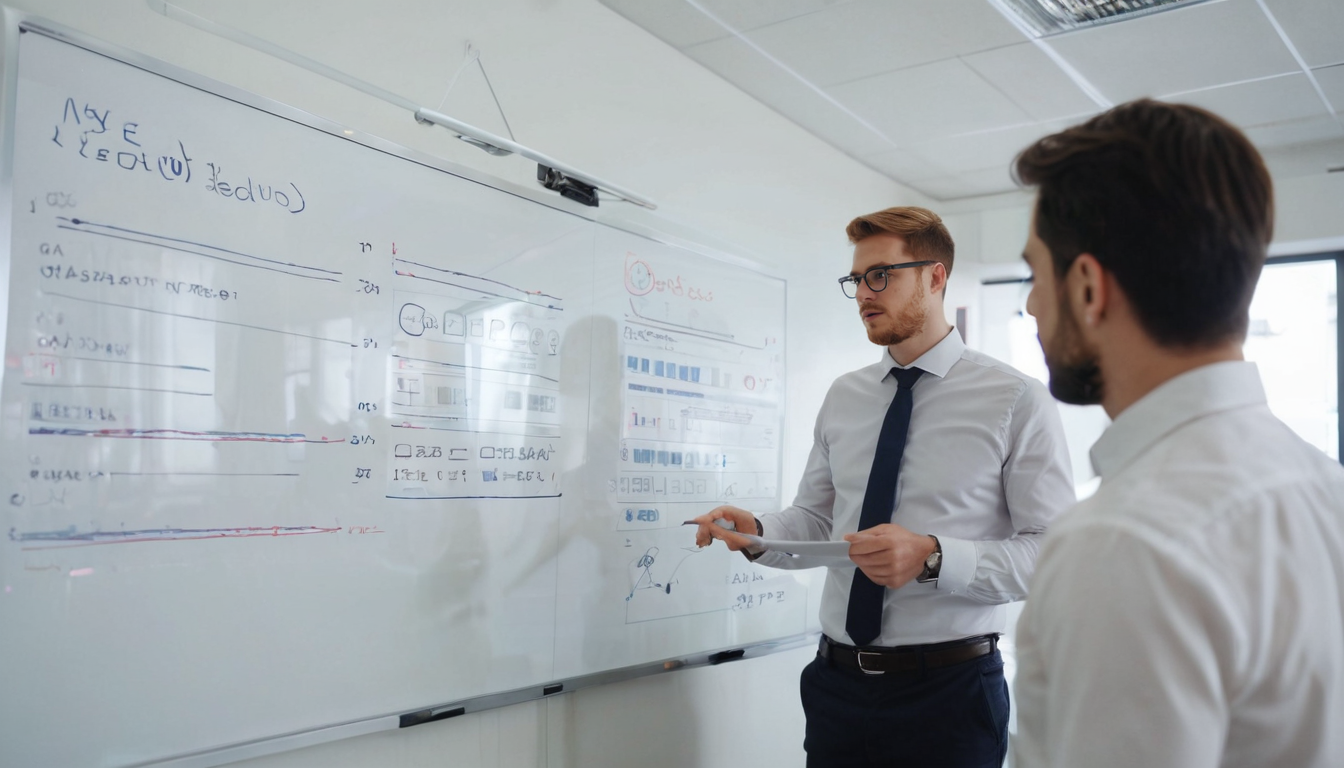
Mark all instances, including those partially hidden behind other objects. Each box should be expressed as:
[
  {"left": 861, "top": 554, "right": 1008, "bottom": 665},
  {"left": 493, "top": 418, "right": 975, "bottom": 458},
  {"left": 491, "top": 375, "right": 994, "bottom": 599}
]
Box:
[{"left": 740, "top": 534, "right": 854, "bottom": 567}]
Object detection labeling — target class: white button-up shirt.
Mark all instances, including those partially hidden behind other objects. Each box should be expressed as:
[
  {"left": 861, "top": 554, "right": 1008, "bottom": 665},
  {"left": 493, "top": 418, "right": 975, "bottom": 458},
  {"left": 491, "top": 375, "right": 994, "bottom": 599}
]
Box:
[
  {"left": 758, "top": 329, "right": 1074, "bottom": 646},
  {"left": 1014, "top": 361, "right": 1344, "bottom": 768}
]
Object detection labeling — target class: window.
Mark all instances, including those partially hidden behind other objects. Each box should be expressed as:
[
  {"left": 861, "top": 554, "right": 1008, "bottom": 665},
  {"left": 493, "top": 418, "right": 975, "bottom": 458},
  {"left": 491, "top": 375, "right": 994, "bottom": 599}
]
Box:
[{"left": 1245, "top": 253, "right": 1341, "bottom": 461}]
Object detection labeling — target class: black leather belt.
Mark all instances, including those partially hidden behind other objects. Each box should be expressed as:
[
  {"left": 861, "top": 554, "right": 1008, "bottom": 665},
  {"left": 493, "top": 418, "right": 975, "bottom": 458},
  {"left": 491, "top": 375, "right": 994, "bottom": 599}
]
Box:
[{"left": 818, "top": 633, "right": 998, "bottom": 675}]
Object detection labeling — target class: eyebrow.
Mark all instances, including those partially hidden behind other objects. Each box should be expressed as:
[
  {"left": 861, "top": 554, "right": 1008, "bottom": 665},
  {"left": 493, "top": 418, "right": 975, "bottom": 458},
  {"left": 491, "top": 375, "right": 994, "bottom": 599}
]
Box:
[{"left": 848, "top": 263, "right": 898, "bottom": 278}]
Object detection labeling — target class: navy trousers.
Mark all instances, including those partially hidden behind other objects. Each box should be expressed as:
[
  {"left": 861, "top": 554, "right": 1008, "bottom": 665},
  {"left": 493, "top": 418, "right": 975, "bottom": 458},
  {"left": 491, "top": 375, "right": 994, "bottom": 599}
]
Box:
[{"left": 800, "top": 648, "right": 1009, "bottom": 768}]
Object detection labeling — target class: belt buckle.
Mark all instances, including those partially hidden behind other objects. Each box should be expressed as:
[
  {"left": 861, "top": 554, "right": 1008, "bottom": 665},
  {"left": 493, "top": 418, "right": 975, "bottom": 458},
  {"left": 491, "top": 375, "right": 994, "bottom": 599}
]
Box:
[{"left": 855, "top": 650, "right": 886, "bottom": 676}]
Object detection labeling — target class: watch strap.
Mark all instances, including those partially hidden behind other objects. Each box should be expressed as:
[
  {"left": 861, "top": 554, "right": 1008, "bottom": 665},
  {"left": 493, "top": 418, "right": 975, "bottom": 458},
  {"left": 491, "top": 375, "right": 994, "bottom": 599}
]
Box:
[{"left": 916, "top": 535, "right": 941, "bottom": 582}]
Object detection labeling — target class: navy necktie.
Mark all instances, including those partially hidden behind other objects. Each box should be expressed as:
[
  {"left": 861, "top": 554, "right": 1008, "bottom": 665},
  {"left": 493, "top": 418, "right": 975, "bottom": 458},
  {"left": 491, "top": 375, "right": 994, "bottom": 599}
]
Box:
[{"left": 845, "top": 365, "right": 923, "bottom": 647}]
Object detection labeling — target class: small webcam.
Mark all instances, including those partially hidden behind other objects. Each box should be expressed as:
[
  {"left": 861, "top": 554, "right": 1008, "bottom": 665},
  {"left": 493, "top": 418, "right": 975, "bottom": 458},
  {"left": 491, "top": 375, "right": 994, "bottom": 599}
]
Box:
[{"left": 538, "top": 164, "right": 599, "bottom": 208}]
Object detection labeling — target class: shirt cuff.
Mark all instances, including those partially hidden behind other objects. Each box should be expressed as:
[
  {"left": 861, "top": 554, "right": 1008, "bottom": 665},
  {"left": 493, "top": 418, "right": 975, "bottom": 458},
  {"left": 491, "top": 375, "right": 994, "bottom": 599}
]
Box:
[{"left": 934, "top": 535, "right": 976, "bottom": 594}]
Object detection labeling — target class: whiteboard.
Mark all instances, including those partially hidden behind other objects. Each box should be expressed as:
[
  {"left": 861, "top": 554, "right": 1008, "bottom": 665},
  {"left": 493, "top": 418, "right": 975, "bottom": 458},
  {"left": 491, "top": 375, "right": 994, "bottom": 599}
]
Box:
[{"left": 0, "top": 22, "right": 803, "bottom": 768}]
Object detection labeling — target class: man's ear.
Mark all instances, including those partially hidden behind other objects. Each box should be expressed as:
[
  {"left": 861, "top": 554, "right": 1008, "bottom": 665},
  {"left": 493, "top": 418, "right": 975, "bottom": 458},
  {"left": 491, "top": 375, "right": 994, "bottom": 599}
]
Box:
[
  {"left": 1067, "top": 254, "right": 1107, "bottom": 329},
  {"left": 928, "top": 262, "right": 948, "bottom": 296}
]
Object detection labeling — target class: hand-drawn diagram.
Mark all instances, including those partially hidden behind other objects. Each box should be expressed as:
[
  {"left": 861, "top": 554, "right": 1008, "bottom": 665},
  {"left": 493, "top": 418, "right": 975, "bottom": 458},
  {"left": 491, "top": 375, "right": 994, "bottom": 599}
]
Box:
[
  {"left": 626, "top": 544, "right": 700, "bottom": 599},
  {"left": 622, "top": 529, "right": 725, "bottom": 624}
]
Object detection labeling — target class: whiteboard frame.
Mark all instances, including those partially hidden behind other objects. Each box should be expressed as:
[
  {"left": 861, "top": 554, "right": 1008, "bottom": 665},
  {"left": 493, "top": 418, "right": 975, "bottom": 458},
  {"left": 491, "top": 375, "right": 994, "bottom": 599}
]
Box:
[{"left": 0, "top": 9, "right": 804, "bottom": 768}]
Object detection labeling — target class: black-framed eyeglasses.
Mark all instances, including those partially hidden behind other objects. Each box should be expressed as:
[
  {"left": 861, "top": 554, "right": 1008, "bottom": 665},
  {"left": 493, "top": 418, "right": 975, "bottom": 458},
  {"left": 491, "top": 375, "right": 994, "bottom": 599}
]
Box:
[{"left": 837, "top": 261, "right": 937, "bottom": 299}]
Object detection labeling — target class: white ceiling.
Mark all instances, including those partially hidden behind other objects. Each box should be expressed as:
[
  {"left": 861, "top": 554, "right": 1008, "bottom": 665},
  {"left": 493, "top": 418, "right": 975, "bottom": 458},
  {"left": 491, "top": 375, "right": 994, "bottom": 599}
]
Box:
[{"left": 599, "top": 0, "right": 1344, "bottom": 200}]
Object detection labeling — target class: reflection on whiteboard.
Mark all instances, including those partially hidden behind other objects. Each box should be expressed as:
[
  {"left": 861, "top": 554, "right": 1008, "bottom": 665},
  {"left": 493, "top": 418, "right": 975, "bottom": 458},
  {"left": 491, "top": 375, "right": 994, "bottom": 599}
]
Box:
[
  {"left": 384, "top": 257, "right": 565, "bottom": 500},
  {"left": 605, "top": 238, "right": 788, "bottom": 624}
]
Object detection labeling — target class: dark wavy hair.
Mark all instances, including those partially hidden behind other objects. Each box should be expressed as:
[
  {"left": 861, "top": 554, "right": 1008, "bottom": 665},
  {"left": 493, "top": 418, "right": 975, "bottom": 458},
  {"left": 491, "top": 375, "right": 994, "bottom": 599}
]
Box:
[{"left": 1014, "top": 99, "right": 1274, "bottom": 348}]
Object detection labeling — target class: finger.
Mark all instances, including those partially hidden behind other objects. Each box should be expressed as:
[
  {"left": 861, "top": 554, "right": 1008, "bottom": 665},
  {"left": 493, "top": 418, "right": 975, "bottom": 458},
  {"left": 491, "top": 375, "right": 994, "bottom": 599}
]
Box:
[
  {"left": 850, "top": 553, "right": 891, "bottom": 571},
  {"left": 847, "top": 538, "right": 891, "bottom": 556},
  {"left": 844, "top": 528, "right": 884, "bottom": 543}
]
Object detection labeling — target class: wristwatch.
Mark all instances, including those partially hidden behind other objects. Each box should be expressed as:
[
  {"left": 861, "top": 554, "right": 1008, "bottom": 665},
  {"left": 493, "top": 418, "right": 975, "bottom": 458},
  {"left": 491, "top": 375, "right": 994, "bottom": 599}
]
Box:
[{"left": 916, "top": 535, "right": 942, "bottom": 583}]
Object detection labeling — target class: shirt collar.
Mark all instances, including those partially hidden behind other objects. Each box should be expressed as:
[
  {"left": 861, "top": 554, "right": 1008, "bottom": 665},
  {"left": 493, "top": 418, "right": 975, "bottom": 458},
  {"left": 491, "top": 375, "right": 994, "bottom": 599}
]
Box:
[
  {"left": 1090, "top": 360, "right": 1267, "bottom": 479},
  {"left": 877, "top": 328, "right": 964, "bottom": 381}
]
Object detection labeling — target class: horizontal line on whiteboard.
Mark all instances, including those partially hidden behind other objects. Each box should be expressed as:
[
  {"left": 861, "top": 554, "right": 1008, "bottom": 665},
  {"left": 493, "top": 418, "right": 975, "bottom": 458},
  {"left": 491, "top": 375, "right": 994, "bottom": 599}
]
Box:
[
  {"left": 391, "top": 354, "right": 560, "bottom": 383},
  {"left": 385, "top": 494, "right": 562, "bottom": 500},
  {"left": 32, "top": 354, "right": 211, "bottom": 372},
  {"left": 389, "top": 423, "right": 560, "bottom": 439},
  {"left": 12, "top": 525, "right": 342, "bottom": 550},
  {"left": 393, "top": 258, "right": 562, "bottom": 302},
  {"left": 624, "top": 316, "right": 770, "bottom": 352},
  {"left": 58, "top": 216, "right": 343, "bottom": 275},
  {"left": 387, "top": 413, "right": 559, "bottom": 428},
  {"left": 394, "top": 270, "right": 563, "bottom": 311},
  {"left": 58, "top": 218, "right": 342, "bottom": 281},
  {"left": 21, "top": 381, "right": 211, "bottom": 396},
  {"left": 623, "top": 605, "right": 731, "bottom": 625},
  {"left": 27, "top": 427, "right": 342, "bottom": 443},
  {"left": 43, "top": 291, "right": 352, "bottom": 345},
  {"left": 109, "top": 472, "right": 301, "bottom": 477},
  {"left": 56, "top": 225, "right": 341, "bottom": 283}
]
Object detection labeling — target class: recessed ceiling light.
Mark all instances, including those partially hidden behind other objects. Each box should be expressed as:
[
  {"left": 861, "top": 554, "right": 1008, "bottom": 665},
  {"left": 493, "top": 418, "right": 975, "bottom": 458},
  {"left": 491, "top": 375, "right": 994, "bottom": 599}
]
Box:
[{"left": 994, "top": 0, "right": 1217, "bottom": 37}]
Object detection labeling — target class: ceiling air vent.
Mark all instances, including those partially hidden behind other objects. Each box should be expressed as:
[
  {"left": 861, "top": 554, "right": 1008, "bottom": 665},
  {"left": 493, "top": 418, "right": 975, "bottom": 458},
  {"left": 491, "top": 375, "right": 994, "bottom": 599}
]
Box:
[{"left": 993, "top": 0, "right": 1217, "bottom": 37}]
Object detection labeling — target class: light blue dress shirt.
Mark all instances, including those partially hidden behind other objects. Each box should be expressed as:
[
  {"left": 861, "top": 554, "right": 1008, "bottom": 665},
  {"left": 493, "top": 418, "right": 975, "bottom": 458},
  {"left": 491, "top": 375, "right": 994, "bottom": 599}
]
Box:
[{"left": 758, "top": 329, "right": 1075, "bottom": 646}]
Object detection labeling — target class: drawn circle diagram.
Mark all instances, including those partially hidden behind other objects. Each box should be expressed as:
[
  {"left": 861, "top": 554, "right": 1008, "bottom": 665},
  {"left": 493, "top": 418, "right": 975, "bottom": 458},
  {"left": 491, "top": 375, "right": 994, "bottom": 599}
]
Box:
[
  {"left": 625, "top": 259, "right": 654, "bottom": 296},
  {"left": 399, "top": 303, "right": 427, "bottom": 336}
]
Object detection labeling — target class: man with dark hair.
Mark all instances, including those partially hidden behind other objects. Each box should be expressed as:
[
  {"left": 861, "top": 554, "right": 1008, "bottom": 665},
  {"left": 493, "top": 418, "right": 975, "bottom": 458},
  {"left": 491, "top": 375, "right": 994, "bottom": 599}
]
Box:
[
  {"left": 1012, "top": 99, "right": 1344, "bottom": 768},
  {"left": 693, "top": 206, "right": 1074, "bottom": 767}
]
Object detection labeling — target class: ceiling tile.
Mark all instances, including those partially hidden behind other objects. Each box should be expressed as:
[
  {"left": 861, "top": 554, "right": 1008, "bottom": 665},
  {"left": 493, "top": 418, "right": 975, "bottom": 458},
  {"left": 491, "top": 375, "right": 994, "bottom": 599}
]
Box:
[
  {"left": 1262, "top": 0, "right": 1344, "bottom": 68},
  {"left": 1166, "top": 73, "right": 1329, "bottom": 128},
  {"left": 1047, "top": 0, "right": 1299, "bottom": 103},
  {"left": 827, "top": 58, "right": 1032, "bottom": 146},
  {"left": 597, "top": 0, "right": 729, "bottom": 48},
  {"left": 694, "top": 0, "right": 857, "bottom": 33},
  {"left": 913, "top": 166, "right": 1019, "bottom": 200},
  {"left": 1315, "top": 65, "right": 1344, "bottom": 114},
  {"left": 962, "top": 43, "right": 1102, "bottom": 121},
  {"left": 684, "top": 35, "right": 897, "bottom": 156},
  {"left": 861, "top": 148, "right": 954, "bottom": 183},
  {"left": 1259, "top": 138, "right": 1344, "bottom": 179},
  {"left": 729, "top": 0, "right": 1024, "bottom": 87},
  {"left": 1244, "top": 115, "right": 1344, "bottom": 149},
  {"left": 908, "top": 122, "right": 1062, "bottom": 175}
]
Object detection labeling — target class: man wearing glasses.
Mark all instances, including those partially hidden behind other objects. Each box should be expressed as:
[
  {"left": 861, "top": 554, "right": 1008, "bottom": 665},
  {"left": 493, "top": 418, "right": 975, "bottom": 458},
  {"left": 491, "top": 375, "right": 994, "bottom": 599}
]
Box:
[{"left": 693, "top": 206, "right": 1074, "bottom": 767}]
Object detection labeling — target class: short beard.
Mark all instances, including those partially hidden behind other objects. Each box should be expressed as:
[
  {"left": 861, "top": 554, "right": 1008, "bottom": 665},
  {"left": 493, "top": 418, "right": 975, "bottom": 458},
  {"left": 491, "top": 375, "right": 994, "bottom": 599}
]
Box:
[
  {"left": 1042, "top": 295, "right": 1103, "bottom": 406},
  {"left": 862, "top": 282, "right": 927, "bottom": 346}
]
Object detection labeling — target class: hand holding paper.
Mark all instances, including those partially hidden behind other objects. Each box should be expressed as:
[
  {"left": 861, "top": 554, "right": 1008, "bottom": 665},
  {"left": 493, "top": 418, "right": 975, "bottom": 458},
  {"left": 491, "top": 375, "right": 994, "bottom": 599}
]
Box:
[{"left": 843, "top": 523, "right": 936, "bottom": 588}]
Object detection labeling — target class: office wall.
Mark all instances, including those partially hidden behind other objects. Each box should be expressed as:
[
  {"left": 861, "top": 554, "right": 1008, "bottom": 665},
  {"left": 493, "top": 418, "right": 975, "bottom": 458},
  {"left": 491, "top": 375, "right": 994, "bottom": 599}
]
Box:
[{"left": 1, "top": 1, "right": 934, "bottom": 766}]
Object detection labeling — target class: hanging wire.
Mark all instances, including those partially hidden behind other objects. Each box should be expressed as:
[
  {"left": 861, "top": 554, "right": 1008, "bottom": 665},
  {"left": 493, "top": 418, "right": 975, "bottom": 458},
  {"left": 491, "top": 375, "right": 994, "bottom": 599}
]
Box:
[{"left": 435, "top": 44, "right": 516, "bottom": 142}]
